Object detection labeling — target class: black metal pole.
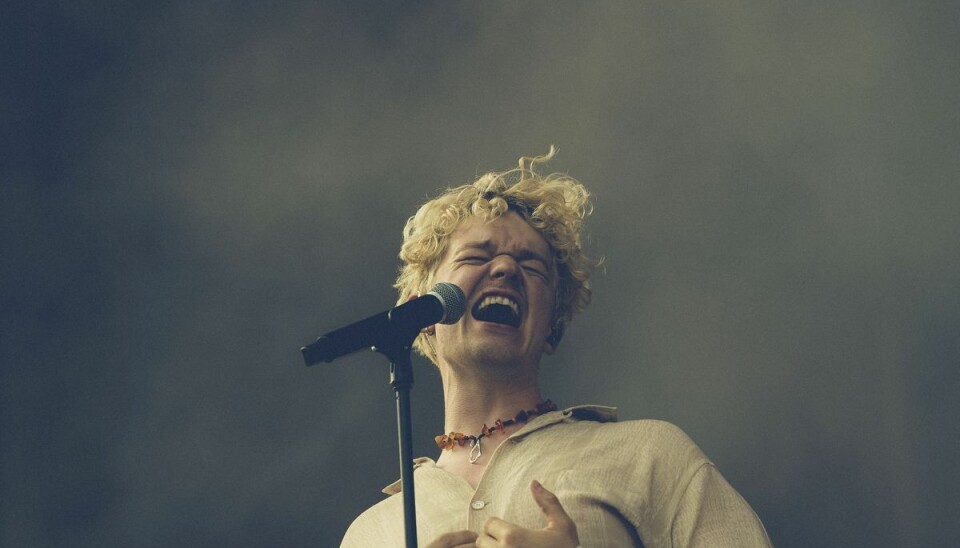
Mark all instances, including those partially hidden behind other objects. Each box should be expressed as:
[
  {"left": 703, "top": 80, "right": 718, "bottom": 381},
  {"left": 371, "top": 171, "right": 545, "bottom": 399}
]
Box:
[
  {"left": 303, "top": 318, "right": 425, "bottom": 548},
  {"left": 390, "top": 350, "right": 418, "bottom": 548}
]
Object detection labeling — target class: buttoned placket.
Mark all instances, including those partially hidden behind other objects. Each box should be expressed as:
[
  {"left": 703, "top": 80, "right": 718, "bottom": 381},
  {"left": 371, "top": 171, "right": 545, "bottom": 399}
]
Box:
[
  {"left": 380, "top": 409, "right": 619, "bottom": 531},
  {"left": 460, "top": 414, "right": 559, "bottom": 529},
  {"left": 467, "top": 445, "right": 504, "bottom": 529},
  {"left": 462, "top": 411, "right": 588, "bottom": 530}
]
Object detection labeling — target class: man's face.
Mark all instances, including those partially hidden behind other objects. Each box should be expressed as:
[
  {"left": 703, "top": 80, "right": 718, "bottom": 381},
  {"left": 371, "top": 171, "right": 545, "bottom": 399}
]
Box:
[{"left": 430, "top": 211, "right": 558, "bottom": 373}]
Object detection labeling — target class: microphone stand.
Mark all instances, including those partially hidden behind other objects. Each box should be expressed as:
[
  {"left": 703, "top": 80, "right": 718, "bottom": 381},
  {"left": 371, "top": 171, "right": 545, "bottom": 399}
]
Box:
[
  {"left": 301, "top": 285, "right": 466, "bottom": 547},
  {"left": 372, "top": 328, "right": 420, "bottom": 548}
]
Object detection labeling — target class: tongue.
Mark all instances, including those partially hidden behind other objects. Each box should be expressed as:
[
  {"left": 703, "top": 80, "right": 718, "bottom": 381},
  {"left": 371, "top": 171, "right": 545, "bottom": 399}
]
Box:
[{"left": 473, "top": 303, "right": 519, "bottom": 327}]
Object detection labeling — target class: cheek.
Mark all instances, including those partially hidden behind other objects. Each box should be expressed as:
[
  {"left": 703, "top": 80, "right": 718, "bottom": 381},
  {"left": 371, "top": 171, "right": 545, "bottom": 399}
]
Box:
[
  {"left": 435, "top": 267, "right": 479, "bottom": 293},
  {"left": 534, "top": 287, "right": 559, "bottom": 329},
  {"left": 432, "top": 323, "right": 460, "bottom": 356}
]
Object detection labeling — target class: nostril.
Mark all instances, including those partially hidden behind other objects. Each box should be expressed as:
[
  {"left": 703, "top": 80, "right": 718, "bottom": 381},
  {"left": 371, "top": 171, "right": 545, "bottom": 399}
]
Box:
[{"left": 489, "top": 257, "right": 522, "bottom": 282}]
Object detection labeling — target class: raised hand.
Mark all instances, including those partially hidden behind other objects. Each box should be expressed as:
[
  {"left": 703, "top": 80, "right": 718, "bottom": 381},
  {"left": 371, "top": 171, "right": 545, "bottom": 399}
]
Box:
[{"left": 474, "top": 480, "right": 580, "bottom": 547}]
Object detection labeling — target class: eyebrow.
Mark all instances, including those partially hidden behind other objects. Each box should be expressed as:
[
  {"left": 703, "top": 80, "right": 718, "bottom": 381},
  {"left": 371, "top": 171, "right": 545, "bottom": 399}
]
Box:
[{"left": 454, "top": 240, "right": 552, "bottom": 265}]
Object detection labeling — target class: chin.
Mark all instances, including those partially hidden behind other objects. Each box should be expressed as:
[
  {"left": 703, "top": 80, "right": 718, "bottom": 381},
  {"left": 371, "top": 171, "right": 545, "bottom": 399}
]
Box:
[{"left": 470, "top": 344, "right": 534, "bottom": 371}]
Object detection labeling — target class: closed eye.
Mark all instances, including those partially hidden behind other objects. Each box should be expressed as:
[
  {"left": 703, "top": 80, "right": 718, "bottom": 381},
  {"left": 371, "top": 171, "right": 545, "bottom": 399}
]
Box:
[{"left": 522, "top": 262, "right": 547, "bottom": 277}]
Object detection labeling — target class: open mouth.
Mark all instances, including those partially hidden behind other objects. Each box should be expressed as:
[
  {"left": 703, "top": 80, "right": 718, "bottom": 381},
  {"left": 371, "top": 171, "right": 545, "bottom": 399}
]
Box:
[{"left": 471, "top": 295, "right": 521, "bottom": 328}]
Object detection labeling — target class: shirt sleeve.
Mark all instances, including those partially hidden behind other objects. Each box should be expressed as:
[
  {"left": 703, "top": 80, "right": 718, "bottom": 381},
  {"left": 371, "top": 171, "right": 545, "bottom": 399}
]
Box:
[{"left": 669, "top": 463, "right": 773, "bottom": 547}]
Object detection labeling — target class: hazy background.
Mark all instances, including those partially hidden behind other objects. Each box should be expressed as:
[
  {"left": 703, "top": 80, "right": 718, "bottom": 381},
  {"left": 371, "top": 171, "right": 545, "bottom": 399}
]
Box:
[{"left": 3, "top": 2, "right": 958, "bottom": 547}]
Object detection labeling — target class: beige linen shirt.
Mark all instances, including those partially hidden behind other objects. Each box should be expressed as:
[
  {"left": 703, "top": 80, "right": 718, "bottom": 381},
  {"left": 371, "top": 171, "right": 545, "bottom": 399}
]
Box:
[{"left": 342, "top": 406, "right": 772, "bottom": 547}]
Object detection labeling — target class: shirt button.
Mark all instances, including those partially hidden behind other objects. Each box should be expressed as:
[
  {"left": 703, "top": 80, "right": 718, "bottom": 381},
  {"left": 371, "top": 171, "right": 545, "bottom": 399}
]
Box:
[{"left": 471, "top": 500, "right": 486, "bottom": 510}]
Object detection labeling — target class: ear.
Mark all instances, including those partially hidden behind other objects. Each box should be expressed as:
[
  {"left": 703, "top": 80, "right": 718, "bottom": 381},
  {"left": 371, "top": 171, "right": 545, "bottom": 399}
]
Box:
[{"left": 544, "top": 324, "right": 563, "bottom": 354}]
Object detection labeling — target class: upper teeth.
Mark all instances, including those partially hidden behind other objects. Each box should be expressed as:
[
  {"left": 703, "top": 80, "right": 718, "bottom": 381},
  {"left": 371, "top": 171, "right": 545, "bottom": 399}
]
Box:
[{"left": 478, "top": 296, "right": 519, "bottom": 316}]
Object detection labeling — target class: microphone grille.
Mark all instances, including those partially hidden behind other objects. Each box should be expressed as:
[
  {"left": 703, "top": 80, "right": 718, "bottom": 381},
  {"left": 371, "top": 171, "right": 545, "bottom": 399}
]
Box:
[{"left": 428, "top": 283, "right": 466, "bottom": 325}]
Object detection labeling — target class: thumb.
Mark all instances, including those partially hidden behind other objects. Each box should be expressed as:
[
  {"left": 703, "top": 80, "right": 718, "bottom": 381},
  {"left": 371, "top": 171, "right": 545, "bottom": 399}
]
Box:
[{"left": 530, "top": 480, "right": 572, "bottom": 528}]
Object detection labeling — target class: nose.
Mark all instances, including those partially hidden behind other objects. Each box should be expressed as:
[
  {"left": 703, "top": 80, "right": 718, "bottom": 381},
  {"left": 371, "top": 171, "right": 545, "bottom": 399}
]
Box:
[{"left": 489, "top": 254, "right": 521, "bottom": 281}]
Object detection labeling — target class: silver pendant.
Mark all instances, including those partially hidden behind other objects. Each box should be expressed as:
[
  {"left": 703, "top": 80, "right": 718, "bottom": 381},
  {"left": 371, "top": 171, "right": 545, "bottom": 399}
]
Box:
[{"left": 469, "top": 438, "right": 482, "bottom": 464}]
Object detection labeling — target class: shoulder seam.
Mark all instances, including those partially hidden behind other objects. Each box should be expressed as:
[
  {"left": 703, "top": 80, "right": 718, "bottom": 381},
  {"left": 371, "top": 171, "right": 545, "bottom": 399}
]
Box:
[{"left": 668, "top": 461, "right": 716, "bottom": 546}]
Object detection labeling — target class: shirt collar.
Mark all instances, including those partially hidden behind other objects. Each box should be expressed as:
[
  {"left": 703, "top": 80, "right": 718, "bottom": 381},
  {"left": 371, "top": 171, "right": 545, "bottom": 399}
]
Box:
[{"left": 381, "top": 405, "right": 618, "bottom": 494}]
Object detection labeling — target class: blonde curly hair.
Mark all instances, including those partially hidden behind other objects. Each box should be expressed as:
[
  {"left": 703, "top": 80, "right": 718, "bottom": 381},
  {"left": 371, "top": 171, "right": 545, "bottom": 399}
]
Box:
[{"left": 395, "top": 147, "right": 600, "bottom": 364}]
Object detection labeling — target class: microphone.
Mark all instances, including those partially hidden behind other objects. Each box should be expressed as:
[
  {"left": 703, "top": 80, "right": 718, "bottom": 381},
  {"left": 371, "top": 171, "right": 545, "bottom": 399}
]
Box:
[{"left": 301, "top": 282, "right": 466, "bottom": 366}]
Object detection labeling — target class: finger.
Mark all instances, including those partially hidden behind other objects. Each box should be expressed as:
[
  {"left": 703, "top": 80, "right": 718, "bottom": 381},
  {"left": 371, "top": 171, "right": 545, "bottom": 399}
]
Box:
[
  {"left": 482, "top": 516, "right": 515, "bottom": 540},
  {"left": 423, "top": 530, "right": 478, "bottom": 548},
  {"left": 482, "top": 517, "right": 528, "bottom": 545},
  {"left": 473, "top": 532, "right": 498, "bottom": 548},
  {"left": 530, "top": 480, "right": 574, "bottom": 528}
]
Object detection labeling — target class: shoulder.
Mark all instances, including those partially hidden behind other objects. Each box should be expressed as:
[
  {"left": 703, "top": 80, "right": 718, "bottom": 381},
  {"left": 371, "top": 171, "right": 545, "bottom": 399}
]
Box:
[
  {"left": 557, "top": 416, "right": 710, "bottom": 465},
  {"left": 624, "top": 419, "right": 707, "bottom": 458},
  {"left": 340, "top": 494, "right": 403, "bottom": 548},
  {"left": 559, "top": 407, "right": 699, "bottom": 443},
  {"left": 603, "top": 417, "right": 698, "bottom": 440},
  {"left": 529, "top": 416, "right": 712, "bottom": 501}
]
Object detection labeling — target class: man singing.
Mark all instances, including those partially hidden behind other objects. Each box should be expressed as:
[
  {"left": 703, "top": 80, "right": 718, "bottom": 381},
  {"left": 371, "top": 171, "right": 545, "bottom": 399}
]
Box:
[{"left": 341, "top": 149, "right": 772, "bottom": 547}]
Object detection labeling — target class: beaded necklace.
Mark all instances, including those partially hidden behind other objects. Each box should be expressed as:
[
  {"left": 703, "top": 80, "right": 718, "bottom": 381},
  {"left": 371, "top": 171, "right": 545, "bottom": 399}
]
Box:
[{"left": 435, "top": 400, "right": 558, "bottom": 464}]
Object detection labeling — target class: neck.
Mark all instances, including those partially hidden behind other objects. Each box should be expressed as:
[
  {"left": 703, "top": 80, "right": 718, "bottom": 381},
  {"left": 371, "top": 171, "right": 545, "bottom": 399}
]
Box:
[
  {"left": 440, "top": 362, "right": 542, "bottom": 432},
  {"left": 436, "top": 360, "right": 545, "bottom": 469}
]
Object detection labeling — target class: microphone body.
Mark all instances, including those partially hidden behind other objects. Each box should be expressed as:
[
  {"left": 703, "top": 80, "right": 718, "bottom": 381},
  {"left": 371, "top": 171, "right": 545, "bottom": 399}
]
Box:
[{"left": 301, "top": 283, "right": 465, "bottom": 365}]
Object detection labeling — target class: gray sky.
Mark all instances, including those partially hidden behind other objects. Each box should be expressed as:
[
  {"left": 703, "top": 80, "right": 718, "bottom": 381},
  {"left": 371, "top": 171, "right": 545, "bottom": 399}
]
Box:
[{"left": 3, "top": 2, "right": 959, "bottom": 547}]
